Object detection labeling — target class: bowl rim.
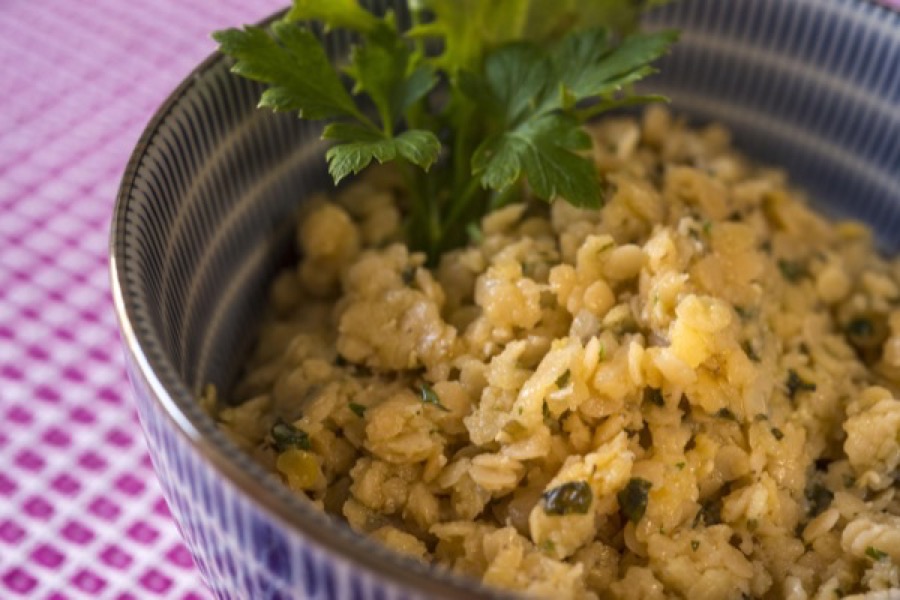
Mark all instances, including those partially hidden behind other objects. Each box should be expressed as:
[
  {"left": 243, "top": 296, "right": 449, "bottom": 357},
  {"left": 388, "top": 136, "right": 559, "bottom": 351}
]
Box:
[{"left": 109, "top": 8, "right": 504, "bottom": 599}]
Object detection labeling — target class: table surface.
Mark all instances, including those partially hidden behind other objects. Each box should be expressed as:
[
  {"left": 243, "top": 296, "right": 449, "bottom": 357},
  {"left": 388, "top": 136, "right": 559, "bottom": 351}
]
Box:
[
  {"left": 2, "top": 1, "right": 900, "bottom": 600},
  {"left": 0, "top": 1, "right": 282, "bottom": 598}
]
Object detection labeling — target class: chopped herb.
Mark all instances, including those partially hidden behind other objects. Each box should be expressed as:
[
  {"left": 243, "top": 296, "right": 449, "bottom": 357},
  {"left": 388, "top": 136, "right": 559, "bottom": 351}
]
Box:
[
  {"left": 755, "top": 414, "right": 769, "bottom": 421},
  {"left": 401, "top": 266, "right": 417, "bottom": 285},
  {"left": 702, "top": 220, "right": 712, "bottom": 235},
  {"left": 675, "top": 462, "right": 685, "bottom": 470},
  {"left": 786, "top": 369, "right": 816, "bottom": 399},
  {"left": 741, "top": 340, "right": 760, "bottom": 362},
  {"left": 747, "top": 518, "right": 758, "bottom": 532},
  {"left": 598, "top": 344, "right": 606, "bottom": 361},
  {"left": 694, "top": 497, "right": 722, "bottom": 527},
  {"left": 847, "top": 316, "right": 876, "bottom": 338},
  {"left": 271, "top": 418, "right": 311, "bottom": 452},
  {"left": 865, "top": 546, "right": 888, "bottom": 561},
  {"left": 617, "top": 477, "right": 652, "bottom": 524},
  {"left": 644, "top": 387, "right": 665, "bottom": 407},
  {"left": 540, "top": 539, "right": 556, "bottom": 553},
  {"left": 348, "top": 402, "right": 366, "bottom": 418},
  {"left": 543, "top": 481, "right": 593, "bottom": 516},
  {"left": 685, "top": 434, "right": 697, "bottom": 452},
  {"left": 691, "top": 540, "right": 700, "bottom": 551},
  {"left": 771, "top": 427, "right": 784, "bottom": 441},
  {"left": 419, "top": 383, "right": 449, "bottom": 412},
  {"left": 845, "top": 313, "right": 888, "bottom": 364},
  {"left": 777, "top": 259, "right": 807, "bottom": 282},
  {"left": 734, "top": 306, "right": 755, "bottom": 320},
  {"left": 556, "top": 370, "right": 571, "bottom": 388},
  {"left": 715, "top": 407, "right": 737, "bottom": 421},
  {"left": 805, "top": 483, "right": 834, "bottom": 517}
]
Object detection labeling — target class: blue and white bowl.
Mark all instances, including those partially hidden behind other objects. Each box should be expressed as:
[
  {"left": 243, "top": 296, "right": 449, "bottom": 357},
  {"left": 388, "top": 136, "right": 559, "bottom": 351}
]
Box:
[{"left": 110, "top": 1, "right": 900, "bottom": 598}]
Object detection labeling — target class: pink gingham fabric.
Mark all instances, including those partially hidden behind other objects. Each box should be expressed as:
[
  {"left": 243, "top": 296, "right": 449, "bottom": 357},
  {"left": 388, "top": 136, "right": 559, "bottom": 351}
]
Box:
[{"left": 0, "top": 1, "right": 282, "bottom": 597}]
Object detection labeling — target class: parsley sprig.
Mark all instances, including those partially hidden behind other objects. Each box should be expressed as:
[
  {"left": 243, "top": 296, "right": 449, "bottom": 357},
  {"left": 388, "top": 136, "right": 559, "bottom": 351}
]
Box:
[{"left": 214, "top": 0, "right": 677, "bottom": 261}]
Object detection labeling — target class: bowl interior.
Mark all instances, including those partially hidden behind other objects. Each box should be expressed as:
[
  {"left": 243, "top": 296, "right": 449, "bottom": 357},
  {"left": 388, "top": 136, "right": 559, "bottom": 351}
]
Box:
[{"left": 113, "top": 0, "right": 900, "bottom": 596}]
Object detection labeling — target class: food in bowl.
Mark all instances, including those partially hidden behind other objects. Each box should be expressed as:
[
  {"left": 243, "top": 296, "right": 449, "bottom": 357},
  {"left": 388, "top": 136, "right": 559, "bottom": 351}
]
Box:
[
  {"left": 203, "top": 1, "right": 900, "bottom": 598},
  {"left": 209, "top": 106, "right": 900, "bottom": 599}
]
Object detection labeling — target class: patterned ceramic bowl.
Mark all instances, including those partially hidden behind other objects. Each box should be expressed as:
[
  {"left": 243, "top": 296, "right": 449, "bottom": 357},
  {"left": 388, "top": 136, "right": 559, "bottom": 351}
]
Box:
[{"left": 110, "top": 1, "right": 900, "bottom": 598}]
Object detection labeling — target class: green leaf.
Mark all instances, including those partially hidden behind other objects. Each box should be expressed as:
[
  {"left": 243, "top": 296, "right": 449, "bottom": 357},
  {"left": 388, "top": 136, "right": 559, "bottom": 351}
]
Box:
[
  {"left": 473, "top": 113, "right": 600, "bottom": 208},
  {"left": 542, "top": 480, "right": 593, "bottom": 515},
  {"left": 324, "top": 123, "right": 440, "bottom": 183},
  {"left": 480, "top": 43, "right": 552, "bottom": 123},
  {"left": 284, "top": 0, "right": 381, "bottom": 32},
  {"left": 408, "top": 0, "right": 531, "bottom": 72},
  {"left": 270, "top": 419, "right": 311, "bottom": 452},
  {"left": 419, "top": 383, "right": 450, "bottom": 411},
  {"left": 552, "top": 29, "right": 677, "bottom": 103},
  {"left": 618, "top": 477, "right": 652, "bottom": 524},
  {"left": 346, "top": 28, "right": 438, "bottom": 128},
  {"left": 865, "top": 546, "right": 888, "bottom": 561},
  {"left": 213, "top": 22, "right": 359, "bottom": 120}
]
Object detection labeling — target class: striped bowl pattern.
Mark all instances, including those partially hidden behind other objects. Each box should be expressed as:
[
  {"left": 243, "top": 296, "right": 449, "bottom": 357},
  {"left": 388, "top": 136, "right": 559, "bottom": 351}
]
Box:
[{"left": 111, "top": 1, "right": 900, "bottom": 599}]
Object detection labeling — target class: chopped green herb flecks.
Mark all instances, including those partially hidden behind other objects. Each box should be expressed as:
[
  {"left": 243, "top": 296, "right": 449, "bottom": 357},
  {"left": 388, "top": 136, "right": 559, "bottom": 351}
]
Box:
[
  {"left": 675, "top": 462, "right": 685, "bottom": 470},
  {"left": 742, "top": 340, "right": 761, "bottom": 362},
  {"left": 771, "top": 427, "right": 784, "bottom": 441},
  {"left": 845, "top": 313, "right": 888, "bottom": 364},
  {"left": 420, "top": 383, "right": 450, "bottom": 412},
  {"left": 747, "top": 518, "right": 758, "bottom": 532},
  {"left": 715, "top": 407, "right": 737, "bottom": 421},
  {"left": 777, "top": 259, "right": 807, "bottom": 282},
  {"left": 349, "top": 402, "right": 366, "bottom": 418},
  {"left": 618, "top": 477, "right": 652, "bottom": 524},
  {"left": 271, "top": 418, "right": 311, "bottom": 452},
  {"left": 401, "top": 266, "right": 417, "bottom": 285},
  {"left": 543, "top": 480, "right": 593, "bottom": 516},
  {"left": 540, "top": 539, "right": 556, "bottom": 553},
  {"left": 556, "top": 369, "right": 571, "bottom": 388},
  {"left": 734, "top": 306, "right": 755, "bottom": 320},
  {"left": 806, "top": 483, "right": 834, "bottom": 517},
  {"left": 786, "top": 369, "right": 816, "bottom": 399},
  {"left": 694, "top": 497, "right": 723, "bottom": 527},
  {"left": 865, "top": 546, "right": 888, "bottom": 561}
]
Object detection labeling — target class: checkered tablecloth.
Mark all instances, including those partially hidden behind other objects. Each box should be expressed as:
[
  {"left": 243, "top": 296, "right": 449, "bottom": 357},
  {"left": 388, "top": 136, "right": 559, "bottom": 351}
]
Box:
[{"left": 0, "top": 1, "right": 283, "bottom": 597}]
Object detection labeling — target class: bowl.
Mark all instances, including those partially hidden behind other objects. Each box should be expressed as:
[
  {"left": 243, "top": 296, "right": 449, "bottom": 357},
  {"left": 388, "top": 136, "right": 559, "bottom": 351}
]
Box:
[{"left": 110, "top": 1, "right": 900, "bottom": 598}]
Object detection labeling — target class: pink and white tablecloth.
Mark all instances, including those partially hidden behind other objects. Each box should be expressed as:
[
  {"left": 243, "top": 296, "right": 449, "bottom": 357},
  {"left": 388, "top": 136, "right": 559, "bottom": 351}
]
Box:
[{"left": 0, "top": 1, "right": 283, "bottom": 597}]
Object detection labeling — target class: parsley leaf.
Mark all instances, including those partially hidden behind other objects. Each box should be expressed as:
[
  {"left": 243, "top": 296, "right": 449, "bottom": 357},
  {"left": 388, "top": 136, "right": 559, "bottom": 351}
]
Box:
[
  {"left": 213, "top": 22, "right": 360, "bottom": 120},
  {"left": 552, "top": 29, "right": 678, "bottom": 107},
  {"left": 346, "top": 27, "right": 438, "bottom": 129},
  {"left": 324, "top": 123, "right": 440, "bottom": 183},
  {"left": 473, "top": 113, "right": 599, "bottom": 207}
]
